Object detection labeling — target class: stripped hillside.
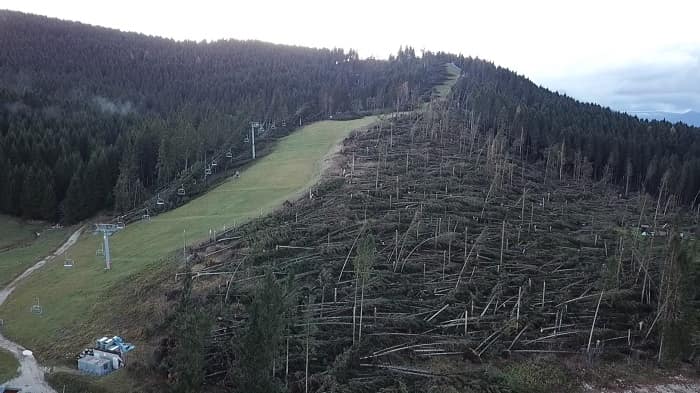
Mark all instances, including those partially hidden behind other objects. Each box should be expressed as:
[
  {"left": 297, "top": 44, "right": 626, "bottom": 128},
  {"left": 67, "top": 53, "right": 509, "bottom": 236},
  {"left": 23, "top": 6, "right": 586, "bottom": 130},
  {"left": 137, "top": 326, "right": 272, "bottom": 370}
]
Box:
[{"left": 156, "top": 87, "right": 699, "bottom": 392}]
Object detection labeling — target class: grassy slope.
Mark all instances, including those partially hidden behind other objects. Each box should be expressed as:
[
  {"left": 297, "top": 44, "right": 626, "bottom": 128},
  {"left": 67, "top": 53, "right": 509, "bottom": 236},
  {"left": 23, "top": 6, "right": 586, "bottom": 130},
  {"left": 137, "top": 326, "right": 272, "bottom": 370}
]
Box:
[
  {"left": 0, "top": 214, "right": 42, "bottom": 250},
  {"left": 44, "top": 64, "right": 465, "bottom": 392},
  {"left": 0, "top": 216, "right": 71, "bottom": 287},
  {"left": 0, "top": 116, "right": 378, "bottom": 358},
  {"left": 0, "top": 347, "right": 19, "bottom": 384},
  {"left": 433, "top": 62, "right": 461, "bottom": 98}
]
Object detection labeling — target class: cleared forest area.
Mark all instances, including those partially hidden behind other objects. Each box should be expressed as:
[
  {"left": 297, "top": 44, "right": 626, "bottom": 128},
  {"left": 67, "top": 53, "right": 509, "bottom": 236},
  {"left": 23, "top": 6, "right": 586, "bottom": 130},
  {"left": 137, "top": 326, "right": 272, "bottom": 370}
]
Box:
[{"left": 175, "top": 98, "right": 698, "bottom": 392}]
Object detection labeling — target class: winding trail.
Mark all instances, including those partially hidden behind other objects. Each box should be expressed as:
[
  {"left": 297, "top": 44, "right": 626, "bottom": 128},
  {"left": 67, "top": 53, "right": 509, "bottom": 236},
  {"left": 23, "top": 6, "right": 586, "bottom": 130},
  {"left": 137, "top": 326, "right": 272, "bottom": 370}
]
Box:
[{"left": 0, "top": 227, "right": 83, "bottom": 392}]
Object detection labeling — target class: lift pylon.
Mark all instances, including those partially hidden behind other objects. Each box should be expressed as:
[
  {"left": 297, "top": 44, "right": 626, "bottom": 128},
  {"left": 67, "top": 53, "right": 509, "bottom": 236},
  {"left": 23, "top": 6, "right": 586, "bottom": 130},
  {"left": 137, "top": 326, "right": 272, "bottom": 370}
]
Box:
[{"left": 94, "top": 223, "right": 123, "bottom": 270}]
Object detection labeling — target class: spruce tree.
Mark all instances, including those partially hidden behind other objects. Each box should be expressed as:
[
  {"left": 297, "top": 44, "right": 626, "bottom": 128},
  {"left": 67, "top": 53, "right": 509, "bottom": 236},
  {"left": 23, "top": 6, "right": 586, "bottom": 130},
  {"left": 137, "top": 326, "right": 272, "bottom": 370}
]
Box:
[
  {"left": 170, "top": 270, "right": 210, "bottom": 393},
  {"left": 239, "top": 270, "right": 287, "bottom": 393}
]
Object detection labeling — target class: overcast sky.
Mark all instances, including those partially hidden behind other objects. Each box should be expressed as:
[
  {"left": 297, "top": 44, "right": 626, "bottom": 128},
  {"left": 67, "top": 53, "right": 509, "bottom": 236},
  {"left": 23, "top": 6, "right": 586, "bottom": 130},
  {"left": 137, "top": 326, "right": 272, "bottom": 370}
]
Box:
[{"left": 5, "top": 0, "right": 700, "bottom": 113}]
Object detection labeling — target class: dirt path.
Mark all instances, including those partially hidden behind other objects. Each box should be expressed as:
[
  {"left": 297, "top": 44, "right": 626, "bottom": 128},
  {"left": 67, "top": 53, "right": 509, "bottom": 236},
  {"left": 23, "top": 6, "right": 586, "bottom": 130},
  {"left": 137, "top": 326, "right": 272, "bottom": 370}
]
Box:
[
  {"left": 585, "top": 377, "right": 700, "bottom": 393},
  {"left": 0, "top": 226, "right": 83, "bottom": 392}
]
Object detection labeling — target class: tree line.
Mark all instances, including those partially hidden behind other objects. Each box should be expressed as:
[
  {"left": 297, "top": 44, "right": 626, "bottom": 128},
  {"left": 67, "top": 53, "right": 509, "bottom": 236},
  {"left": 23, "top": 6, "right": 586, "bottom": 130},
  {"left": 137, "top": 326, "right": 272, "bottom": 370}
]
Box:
[
  {"left": 0, "top": 11, "right": 442, "bottom": 222},
  {"left": 449, "top": 57, "right": 700, "bottom": 206}
]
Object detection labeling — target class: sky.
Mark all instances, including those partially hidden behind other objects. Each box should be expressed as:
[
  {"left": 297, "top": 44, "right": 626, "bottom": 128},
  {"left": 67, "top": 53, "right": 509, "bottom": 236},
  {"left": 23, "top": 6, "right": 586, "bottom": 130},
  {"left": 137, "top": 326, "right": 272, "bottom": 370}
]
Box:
[{"left": 4, "top": 0, "right": 700, "bottom": 114}]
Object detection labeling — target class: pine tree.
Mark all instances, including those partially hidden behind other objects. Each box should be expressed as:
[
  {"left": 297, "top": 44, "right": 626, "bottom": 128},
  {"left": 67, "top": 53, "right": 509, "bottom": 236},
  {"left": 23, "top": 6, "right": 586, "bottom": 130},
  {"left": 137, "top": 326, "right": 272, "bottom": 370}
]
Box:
[
  {"left": 62, "top": 167, "right": 86, "bottom": 224},
  {"left": 170, "top": 270, "right": 210, "bottom": 393},
  {"left": 21, "top": 167, "right": 43, "bottom": 219},
  {"left": 239, "top": 270, "right": 287, "bottom": 393}
]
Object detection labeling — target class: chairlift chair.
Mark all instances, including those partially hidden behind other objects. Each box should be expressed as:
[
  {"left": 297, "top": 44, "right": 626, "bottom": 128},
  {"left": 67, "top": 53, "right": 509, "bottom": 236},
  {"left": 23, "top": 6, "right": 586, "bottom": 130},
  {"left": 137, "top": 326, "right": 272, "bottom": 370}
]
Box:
[
  {"left": 205, "top": 166, "right": 212, "bottom": 176},
  {"left": 226, "top": 150, "right": 233, "bottom": 158},
  {"left": 116, "top": 220, "right": 126, "bottom": 230},
  {"left": 31, "top": 298, "right": 42, "bottom": 315},
  {"left": 177, "top": 185, "right": 186, "bottom": 196},
  {"left": 211, "top": 159, "right": 217, "bottom": 167},
  {"left": 244, "top": 136, "right": 250, "bottom": 143},
  {"left": 64, "top": 257, "right": 74, "bottom": 268},
  {"left": 142, "top": 209, "right": 151, "bottom": 221},
  {"left": 156, "top": 193, "right": 165, "bottom": 206}
]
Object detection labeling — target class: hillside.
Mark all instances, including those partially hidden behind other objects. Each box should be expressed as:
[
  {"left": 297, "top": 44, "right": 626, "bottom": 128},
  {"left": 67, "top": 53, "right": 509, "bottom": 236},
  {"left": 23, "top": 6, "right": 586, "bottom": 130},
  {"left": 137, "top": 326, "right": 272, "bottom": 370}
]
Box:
[
  {"left": 450, "top": 58, "right": 700, "bottom": 206},
  {"left": 0, "top": 116, "right": 380, "bottom": 362},
  {"left": 1, "top": 11, "right": 699, "bottom": 393},
  {"left": 0, "top": 10, "right": 444, "bottom": 223},
  {"left": 63, "top": 60, "right": 697, "bottom": 392}
]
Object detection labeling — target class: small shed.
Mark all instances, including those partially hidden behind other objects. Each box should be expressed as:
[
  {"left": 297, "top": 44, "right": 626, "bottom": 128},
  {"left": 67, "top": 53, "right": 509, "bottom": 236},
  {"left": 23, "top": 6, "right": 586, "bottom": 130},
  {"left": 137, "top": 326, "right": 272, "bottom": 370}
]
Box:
[{"left": 78, "top": 355, "right": 112, "bottom": 376}]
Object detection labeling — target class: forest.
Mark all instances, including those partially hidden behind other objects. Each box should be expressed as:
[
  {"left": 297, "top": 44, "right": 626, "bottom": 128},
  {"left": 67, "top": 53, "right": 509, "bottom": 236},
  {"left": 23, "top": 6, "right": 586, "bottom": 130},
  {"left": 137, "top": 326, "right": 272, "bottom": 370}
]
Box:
[
  {"left": 2, "top": 12, "right": 699, "bottom": 225},
  {"left": 2, "top": 9, "right": 700, "bottom": 393},
  {"left": 0, "top": 11, "right": 442, "bottom": 222},
  {"left": 151, "top": 88, "right": 699, "bottom": 392},
  {"left": 449, "top": 58, "right": 700, "bottom": 206}
]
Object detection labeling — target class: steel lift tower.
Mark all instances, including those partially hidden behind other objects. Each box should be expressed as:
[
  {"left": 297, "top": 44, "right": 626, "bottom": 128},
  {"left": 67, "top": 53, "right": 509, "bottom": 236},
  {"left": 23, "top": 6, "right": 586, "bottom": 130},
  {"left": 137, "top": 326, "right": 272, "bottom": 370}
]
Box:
[
  {"left": 250, "top": 121, "right": 259, "bottom": 159},
  {"left": 95, "top": 223, "right": 123, "bottom": 270}
]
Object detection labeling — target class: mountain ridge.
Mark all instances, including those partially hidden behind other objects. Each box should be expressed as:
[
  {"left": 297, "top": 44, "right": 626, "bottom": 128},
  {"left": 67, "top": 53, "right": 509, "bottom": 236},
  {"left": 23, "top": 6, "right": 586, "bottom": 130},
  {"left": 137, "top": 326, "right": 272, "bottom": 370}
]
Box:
[{"left": 631, "top": 110, "right": 700, "bottom": 127}]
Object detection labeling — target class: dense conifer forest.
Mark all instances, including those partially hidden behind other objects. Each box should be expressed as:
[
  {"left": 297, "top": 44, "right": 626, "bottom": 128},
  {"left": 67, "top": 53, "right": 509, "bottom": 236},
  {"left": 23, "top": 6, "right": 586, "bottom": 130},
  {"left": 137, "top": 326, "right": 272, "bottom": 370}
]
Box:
[
  {"left": 0, "top": 11, "right": 698, "bottom": 224},
  {"left": 0, "top": 11, "right": 441, "bottom": 222}
]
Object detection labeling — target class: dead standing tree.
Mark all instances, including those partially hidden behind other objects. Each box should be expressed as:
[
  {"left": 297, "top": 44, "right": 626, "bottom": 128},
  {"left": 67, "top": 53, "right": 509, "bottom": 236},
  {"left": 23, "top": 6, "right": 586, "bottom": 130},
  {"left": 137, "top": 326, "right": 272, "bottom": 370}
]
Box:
[
  {"left": 180, "top": 102, "right": 694, "bottom": 391},
  {"left": 353, "top": 234, "right": 376, "bottom": 345}
]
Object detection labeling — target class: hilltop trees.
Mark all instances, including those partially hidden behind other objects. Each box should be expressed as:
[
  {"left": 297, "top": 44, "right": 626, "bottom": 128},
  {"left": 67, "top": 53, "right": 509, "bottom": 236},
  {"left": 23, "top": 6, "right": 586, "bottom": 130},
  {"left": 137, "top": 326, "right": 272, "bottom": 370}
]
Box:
[
  {"left": 451, "top": 57, "right": 700, "bottom": 206},
  {"left": 0, "top": 11, "right": 440, "bottom": 223}
]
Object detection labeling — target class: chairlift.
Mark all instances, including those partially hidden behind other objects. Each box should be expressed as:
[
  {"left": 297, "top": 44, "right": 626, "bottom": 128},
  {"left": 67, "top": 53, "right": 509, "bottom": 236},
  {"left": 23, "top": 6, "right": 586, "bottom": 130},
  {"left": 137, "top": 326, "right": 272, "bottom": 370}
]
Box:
[
  {"left": 64, "top": 257, "right": 74, "bottom": 268},
  {"left": 177, "top": 185, "right": 186, "bottom": 196},
  {"left": 96, "top": 245, "right": 104, "bottom": 256},
  {"left": 205, "top": 166, "right": 212, "bottom": 176},
  {"left": 226, "top": 150, "right": 233, "bottom": 158},
  {"left": 282, "top": 120, "right": 287, "bottom": 127},
  {"left": 31, "top": 298, "right": 42, "bottom": 315},
  {"left": 211, "top": 159, "right": 217, "bottom": 167},
  {"left": 156, "top": 193, "right": 165, "bottom": 206},
  {"left": 244, "top": 136, "right": 250, "bottom": 143},
  {"left": 116, "top": 220, "right": 126, "bottom": 230},
  {"left": 142, "top": 209, "right": 151, "bottom": 221}
]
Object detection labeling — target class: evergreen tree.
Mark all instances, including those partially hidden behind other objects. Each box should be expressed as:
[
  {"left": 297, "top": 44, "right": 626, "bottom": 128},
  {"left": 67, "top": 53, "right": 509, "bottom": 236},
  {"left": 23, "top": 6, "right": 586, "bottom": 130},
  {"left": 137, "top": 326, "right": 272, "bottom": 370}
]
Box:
[
  {"left": 239, "top": 270, "right": 287, "bottom": 393},
  {"left": 40, "top": 180, "right": 57, "bottom": 221},
  {"left": 20, "top": 167, "right": 44, "bottom": 219},
  {"left": 62, "top": 167, "right": 86, "bottom": 224},
  {"left": 170, "top": 270, "right": 211, "bottom": 393}
]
